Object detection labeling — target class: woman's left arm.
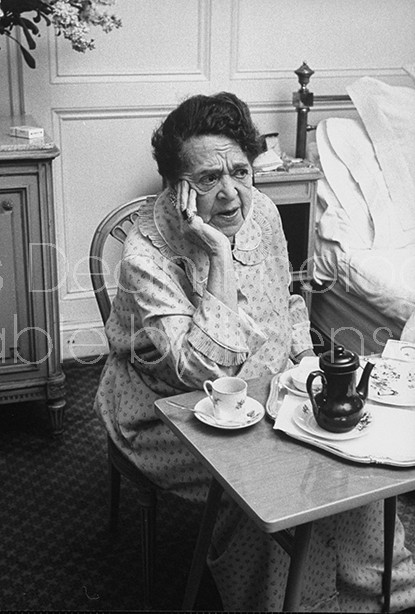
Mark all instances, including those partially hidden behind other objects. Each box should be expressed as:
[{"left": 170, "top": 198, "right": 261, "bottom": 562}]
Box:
[
  {"left": 288, "top": 294, "right": 315, "bottom": 362},
  {"left": 401, "top": 310, "right": 415, "bottom": 343}
]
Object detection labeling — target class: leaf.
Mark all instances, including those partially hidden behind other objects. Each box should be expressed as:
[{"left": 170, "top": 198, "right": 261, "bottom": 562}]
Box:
[
  {"left": 19, "top": 44, "right": 36, "bottom": 68},
  {"left": 16, "top": 17, "right": 37, "bottom": 50},
  {"left": 20, "top": 16, "right": 40, "bottom": 35},
  {"left": 5, "top": 32, "right": 37, "bottom": 68}
]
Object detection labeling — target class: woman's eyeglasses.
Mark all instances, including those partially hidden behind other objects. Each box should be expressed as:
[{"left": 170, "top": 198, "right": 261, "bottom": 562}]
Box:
[{"left": 181, "top": 167, "right": 252, "bottom": 194}]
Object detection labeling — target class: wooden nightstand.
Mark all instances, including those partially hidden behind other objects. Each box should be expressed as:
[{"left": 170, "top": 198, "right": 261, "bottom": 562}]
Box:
[
  {"left": 254, "top": 166, "right": 322, "bottom": 312},
  {"left": 0, "top": 116, "right": 66, "bottom": 435}
]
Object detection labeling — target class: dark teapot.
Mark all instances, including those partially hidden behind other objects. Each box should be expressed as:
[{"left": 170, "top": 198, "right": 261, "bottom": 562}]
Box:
[{"left": 306, "top": 346, "right": 375, "bottom": 433}]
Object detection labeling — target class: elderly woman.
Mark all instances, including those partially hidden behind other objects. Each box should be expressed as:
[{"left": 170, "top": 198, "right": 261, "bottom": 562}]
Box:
[{"left": 94, "top": 92, "right": 415, "bottom": 612}]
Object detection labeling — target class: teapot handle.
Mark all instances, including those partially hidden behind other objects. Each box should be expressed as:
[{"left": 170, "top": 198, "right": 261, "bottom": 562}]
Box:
[{"left": 306, "top": 370, "right": 327, "bottom": 419}]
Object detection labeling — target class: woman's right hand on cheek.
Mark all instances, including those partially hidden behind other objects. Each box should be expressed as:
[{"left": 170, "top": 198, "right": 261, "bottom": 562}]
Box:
[
  {"left": 176, "top": 180, "right": 197, "bottom": 222},
  {"left": 175, "top": 181, "right": 230, "bottom": 255}
]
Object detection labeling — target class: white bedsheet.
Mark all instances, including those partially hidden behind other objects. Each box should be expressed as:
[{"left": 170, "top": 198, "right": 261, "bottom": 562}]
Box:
[
  {"left": 312, "top": 75, "right": 415, "bottom": 325},
  {"left": 347, "top": 77, "right": 415, "bottom": 231},
  {"left": 313, "top": 238, "right": 415, "bottom": 327},
  {"left": 339, "top": 246, "right": 415, "bottom": 326}
]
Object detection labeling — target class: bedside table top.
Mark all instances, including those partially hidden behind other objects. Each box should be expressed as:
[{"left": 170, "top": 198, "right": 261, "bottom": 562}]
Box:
[
  {"left": 254, "top": 162, "right": 322, "bottom": 183},
  {"left": 0, "top": 115, "right": 59, "bottom": 161}
]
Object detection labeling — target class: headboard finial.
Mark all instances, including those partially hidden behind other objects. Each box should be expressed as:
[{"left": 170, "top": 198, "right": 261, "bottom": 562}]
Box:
[
  {"left": 294, "top": 62, "right": 315, "bottom": 90},
  {"left": 292, "top": 62, "right": 315, "bottom": 159}
]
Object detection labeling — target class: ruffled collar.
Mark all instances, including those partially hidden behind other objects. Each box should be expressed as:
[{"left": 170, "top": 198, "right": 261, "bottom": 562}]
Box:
[{"left": 137, "top": 188, "right": 272, "bottom": 296}]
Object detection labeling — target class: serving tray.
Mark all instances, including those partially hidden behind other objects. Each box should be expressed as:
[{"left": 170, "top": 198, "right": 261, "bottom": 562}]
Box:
[{"left": 273, "top": 395, "right": 415, "bottom": 467}]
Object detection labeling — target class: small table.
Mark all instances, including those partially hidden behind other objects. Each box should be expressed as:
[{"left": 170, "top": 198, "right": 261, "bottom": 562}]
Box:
[{"left": 154, "top": 377, "right": 415, "bottom": 612}]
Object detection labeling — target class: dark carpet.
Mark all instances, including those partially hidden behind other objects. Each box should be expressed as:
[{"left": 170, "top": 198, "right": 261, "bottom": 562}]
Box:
[
  {"left": 0, "top": 360, "right": 414, "bottom": 612},
  {"left": 0, "top": 359, "right": 221, "bottom": 612}
]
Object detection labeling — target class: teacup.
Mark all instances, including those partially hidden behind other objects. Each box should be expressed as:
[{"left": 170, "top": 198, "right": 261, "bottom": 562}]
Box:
[{"left": 203, "top": 376, "right": 248, "bottom": 423}]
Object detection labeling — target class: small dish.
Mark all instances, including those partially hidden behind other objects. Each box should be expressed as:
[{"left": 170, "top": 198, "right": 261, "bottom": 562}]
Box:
[
  {"left": 361, "top": 358, "right": 415, "bottom": 407},
  {"left": 194, "top": 397, "right": 264, "bottom": 429},
  {"left": 280, "top": 368, "right": 322, "bottom": 397},
  {"left": 382, "top": 339, "right": 415, "bottom": 362},
  {"left": 292, "top": 403, "right": 371, "bottom": 441},
  {"left": 291, "top": 357, "right": 320, "bottom": 392},
  {"left": 279, "top": 369, "right": 308, "bottom": 397}
]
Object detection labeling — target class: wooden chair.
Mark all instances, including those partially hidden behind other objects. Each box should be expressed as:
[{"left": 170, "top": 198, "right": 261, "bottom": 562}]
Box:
[{"left": 89, "top": 196, "right": 157, "bottom": 608}]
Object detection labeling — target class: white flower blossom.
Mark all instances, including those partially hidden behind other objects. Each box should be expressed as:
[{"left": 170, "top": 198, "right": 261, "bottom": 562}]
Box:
[
  {"left": 52, "top": 2, "right": 80, "bottom": 31},
  {"left": 51, "top": 0, "right": 121, "bottom": 53}
]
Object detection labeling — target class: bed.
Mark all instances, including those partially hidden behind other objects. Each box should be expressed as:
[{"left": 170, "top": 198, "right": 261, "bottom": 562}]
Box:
[{"left": 292, "top": 63, "right": 415, "bottom": 355}]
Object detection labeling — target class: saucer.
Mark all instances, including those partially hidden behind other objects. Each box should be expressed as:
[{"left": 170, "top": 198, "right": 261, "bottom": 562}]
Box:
[
  {"left": 280, "top": 368, "right": 322, "bottom": 398},
  {"left": 292, "top": 403, "right": 371, "bottom": 441},
  {"left": 279, "top": 369, "right": 308, "bottom": 397},
  {"left": 194, "top": 397, "right": 264, "bottom": 429}
]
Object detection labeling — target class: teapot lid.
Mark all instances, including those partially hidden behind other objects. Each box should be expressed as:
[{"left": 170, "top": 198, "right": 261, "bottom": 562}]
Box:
[{"left": 319, "top": 345, "right": 359, "bottom": 374}]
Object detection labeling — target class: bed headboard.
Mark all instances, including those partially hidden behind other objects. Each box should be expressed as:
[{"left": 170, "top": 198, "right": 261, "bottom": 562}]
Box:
[{"left": 292, "top": 62, "right": 351, "bottom": 158}]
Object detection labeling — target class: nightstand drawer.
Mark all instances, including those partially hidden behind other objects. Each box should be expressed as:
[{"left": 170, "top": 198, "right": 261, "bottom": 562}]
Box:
[{"left": 256, "top": 181, "right": 311, "bottom": 203}]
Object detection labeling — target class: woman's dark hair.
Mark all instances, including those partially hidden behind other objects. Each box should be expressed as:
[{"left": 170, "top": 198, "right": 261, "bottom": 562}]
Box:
[{"left": 151, "top": 92, "right": 262, "bottom": 185}]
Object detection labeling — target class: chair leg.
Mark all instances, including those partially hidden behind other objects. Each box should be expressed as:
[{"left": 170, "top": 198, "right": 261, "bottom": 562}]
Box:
[
  {"left": 382, "top": 496, "right": 397, "bottom": 614},
  {"left": 141, "top": 504, "right": 156, "bottom": 609},
  {"left": 109, "top": 460, "right": 121, "bottom": 532}
]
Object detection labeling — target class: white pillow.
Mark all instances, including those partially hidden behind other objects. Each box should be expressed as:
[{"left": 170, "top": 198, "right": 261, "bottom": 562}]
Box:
[{"left": 347, "top": 77, "right": 415, "bottom": 232}]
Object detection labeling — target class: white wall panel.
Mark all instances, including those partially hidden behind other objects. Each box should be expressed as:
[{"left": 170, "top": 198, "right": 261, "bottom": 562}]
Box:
[
  {"left": 231, "top": 0, "right": 415, "bottom": 100},
  {"left": 50, "top": 0, "right": 211, "bottom": 82},
  {"left": 52, "top": 110, "right": 166, "bottom": 322}
]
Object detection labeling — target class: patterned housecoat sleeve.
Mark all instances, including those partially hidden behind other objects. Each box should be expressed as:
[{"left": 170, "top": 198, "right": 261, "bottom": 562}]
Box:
[
  {"left": 288, "top": 293, "right": 314, "bottom": 359},
  {"left": 112, "top": 248, "right": 268, "bottom": 391}
]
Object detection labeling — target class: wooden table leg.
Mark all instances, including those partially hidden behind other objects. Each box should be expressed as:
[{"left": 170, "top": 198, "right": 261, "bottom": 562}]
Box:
[
  {"left": 182, "top": 477, "right": 224, "bottom": 610},
  {"left": 383, "top": 496, "right": 397, "bottom": 613},
  {"left": 281, "top": 521, "right": 313, "bottom": 612}
]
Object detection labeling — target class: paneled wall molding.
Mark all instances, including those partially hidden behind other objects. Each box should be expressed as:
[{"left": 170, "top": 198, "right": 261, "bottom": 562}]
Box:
[
  {"left": 51, "top": 98, "right": 354, "bottom": 124},
  {"left": 54, "top": 102, "right": 299, "bottom": 124},
  {"left": 250, "top": 97, "right": 354, "bottom": 116},
  {"left": 49, "top": 65, "right": 211, "bottom": 85},
  {"left": 52, "top": 105, "right": 175, "bottom": 122},
  {"left": 232, "top": 65, "right": 412, "bottom": 82},
  {"left": 48, "top": 0, "right": 211, "bottom": 84}
]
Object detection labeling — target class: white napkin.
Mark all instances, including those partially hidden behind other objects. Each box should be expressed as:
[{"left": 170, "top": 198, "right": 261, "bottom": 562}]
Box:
[
  {"left": 252, "top": 149, "right": 283, "bottom": 172},
  {"left": 273, "top": 394, "right": 415, "bottom": 466}
]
